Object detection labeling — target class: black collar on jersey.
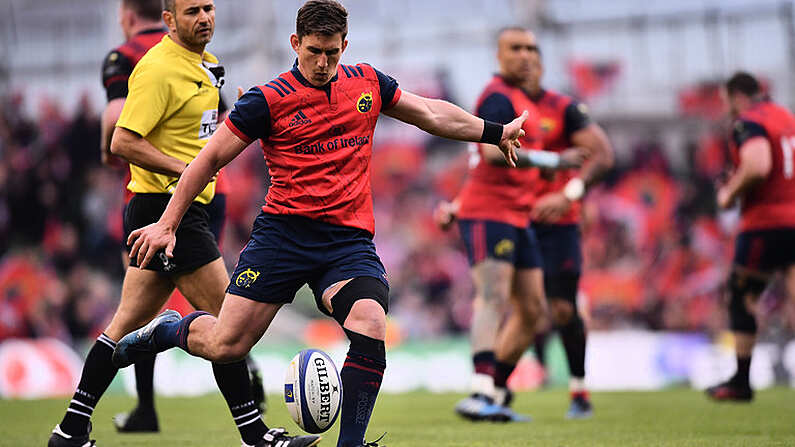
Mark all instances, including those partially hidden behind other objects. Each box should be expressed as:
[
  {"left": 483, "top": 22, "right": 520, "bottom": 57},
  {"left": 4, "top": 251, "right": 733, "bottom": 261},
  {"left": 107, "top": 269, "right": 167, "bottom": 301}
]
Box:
[{"left": 136, "top": 26, "right": 168, "bottom": 36}]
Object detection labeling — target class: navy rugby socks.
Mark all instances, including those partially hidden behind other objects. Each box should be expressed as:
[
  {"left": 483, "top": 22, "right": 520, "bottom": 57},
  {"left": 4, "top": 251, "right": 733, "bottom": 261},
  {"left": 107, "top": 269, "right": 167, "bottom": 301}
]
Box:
[
  {"left": 153, "top": 311, "right": 210, "bottom": 353},
  {"left": 60, "top": 333, "right": 119, "bottom": 436},
  {"left": 338, "top": 328, "right": 386, "bottom": 447},
  {"left": 472, "top": 350, "right": 496, "bottom": 379}
]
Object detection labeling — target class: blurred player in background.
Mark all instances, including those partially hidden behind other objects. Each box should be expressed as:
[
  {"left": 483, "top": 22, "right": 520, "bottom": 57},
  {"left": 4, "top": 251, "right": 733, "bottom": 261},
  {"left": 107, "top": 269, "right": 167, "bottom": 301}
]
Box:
[
  {"left": 525, "top": 33, "right": 613, "bottom": 419},
  {"left": 707, "top": 72, "right": 795, "bottom": 402},
  {"left": 49, "top": 1, "right": 275, "bottom": 446},
  {"left": 115, "top": 1, "right": 529, "bottom": 445},
  {"left": 435, "top": 27, "right": 584, "bottom": 422},
  {"left": 99, "top": 0, "right": 263, "bottom": 434}
]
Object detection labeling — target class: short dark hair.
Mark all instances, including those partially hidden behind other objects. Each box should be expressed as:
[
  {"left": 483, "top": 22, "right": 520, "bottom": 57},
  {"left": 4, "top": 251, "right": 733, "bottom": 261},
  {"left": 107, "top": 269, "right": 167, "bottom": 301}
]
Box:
[
  {"left": 122, "top": 0, "right": 163, "bottom": 21},
  {"left": 726, "top": 71, "right": 761, "bottom": 97},
  {"left": 296, "top": 0, "right": 348, "bottom": 41},
  {"left": 497, "top": 26, "right": 541, "bottom": 56},
  {"left": 161, "top": 0, "right": 175, "bottom": 14}
]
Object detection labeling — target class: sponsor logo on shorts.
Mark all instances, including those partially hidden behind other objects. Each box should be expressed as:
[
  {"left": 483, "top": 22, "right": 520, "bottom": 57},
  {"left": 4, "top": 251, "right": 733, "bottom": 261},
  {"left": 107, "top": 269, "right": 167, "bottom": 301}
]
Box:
[
  {"left": 235, "top": 268, "right": 260, "bottom": 288},
  {"left": 356, "top": 91, "right": 373, "bottom": 113},
  {"left": 494, "top": 239, "right": 515, "bottom": 257},
  {"left": 159, "top": 252, "right": 176, "bottom": 272}
]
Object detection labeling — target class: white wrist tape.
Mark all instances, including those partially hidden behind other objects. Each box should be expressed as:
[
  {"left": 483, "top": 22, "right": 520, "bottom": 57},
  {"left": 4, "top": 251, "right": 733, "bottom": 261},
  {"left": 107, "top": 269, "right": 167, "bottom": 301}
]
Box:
[{"left": 563, "top": 177, "right": 585, "bottom": 201}]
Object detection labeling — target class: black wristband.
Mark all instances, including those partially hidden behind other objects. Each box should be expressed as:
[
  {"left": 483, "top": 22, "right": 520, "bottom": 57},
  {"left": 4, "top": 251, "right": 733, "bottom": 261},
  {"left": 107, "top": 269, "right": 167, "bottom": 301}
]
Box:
[{"left": 480, "top": 120, "right": 504, "bottom": 145}]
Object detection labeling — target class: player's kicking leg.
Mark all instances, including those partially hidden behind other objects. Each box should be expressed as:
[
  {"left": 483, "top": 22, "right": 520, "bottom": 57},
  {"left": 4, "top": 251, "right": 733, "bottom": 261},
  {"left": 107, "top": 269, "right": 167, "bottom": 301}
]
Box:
[
  {"left": 48, "top": 267, "right": 175, "bottom": 447},
  {"left": 455, "top": 258, "right": 514, "bottom": 421},
  {"left": 113, "top": 292, "right": 320, "bottom": 447},
  {"left": 706, "top": 267, "right": 767, "bottom": 402},
  {"left": 492, "top": 267, "right": 546, "bottom": 422}
]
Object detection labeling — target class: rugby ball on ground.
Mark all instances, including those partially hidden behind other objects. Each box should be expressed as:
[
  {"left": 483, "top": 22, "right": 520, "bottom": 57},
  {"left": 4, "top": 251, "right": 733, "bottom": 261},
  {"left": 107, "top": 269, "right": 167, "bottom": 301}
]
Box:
[{"left": 284, "top": 349, "right": 342, "bottom": 433}]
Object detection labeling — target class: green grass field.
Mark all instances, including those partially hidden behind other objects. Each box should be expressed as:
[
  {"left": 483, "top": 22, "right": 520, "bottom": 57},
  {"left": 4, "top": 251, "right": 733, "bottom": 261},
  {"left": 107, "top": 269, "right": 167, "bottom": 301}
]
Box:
[{"left": 4, "top": 388, "right": 795, "bottom": 446}]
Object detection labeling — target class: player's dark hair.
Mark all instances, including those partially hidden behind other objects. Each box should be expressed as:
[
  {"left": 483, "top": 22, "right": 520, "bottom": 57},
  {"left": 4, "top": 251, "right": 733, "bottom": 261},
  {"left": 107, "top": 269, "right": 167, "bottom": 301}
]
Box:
[
  {"left": 726, "top": 72, "right": 761, "bottom": 97},
  {"left": 161, "top": 0, "right": 175, "bottom": 14},
  {"left": 296, "top": 0, "right": 348, "bottom": 41},
  {"left": 497, "top": 26, "right": 541, "bottom": 56},
  {"left": 122, "top": 0, "right": 163, "bottom": 21}
]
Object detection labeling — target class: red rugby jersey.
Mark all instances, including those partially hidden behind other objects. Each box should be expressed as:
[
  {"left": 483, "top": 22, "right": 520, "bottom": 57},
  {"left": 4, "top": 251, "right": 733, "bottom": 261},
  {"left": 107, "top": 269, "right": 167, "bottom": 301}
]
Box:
[
  {"left": 225, "top": 61, "right": 401, "bottom": 234},
  {"left": 456, "top": 75, "right": 543, "bottom": 228},
  {"left": 530, "top": 90, "right": 592, "bottom": 225},
  {"left": 729, "top": 100, "right": 795, "bottom": 231}
]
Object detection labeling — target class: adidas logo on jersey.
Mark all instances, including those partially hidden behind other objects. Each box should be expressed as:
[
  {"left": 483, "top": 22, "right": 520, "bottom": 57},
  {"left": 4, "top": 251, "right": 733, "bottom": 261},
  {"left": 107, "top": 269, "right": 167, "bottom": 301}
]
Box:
[{"left": 289, "top": 110, "right": 312, "bottom": 127}]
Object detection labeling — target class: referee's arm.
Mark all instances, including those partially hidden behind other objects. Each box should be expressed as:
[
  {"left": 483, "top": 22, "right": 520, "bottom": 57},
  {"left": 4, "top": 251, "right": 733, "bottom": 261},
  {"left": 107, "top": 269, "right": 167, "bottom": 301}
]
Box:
[
  {"left": 110, "top": 127, "right": 188, "bottom": 177},
  {"left": 127, "top": 122, "right": 247, "bottom": 267}
]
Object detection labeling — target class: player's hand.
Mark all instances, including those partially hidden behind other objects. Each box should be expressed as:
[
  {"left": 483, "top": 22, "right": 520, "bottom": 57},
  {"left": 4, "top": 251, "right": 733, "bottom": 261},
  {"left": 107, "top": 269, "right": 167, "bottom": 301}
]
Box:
[
  {"left": 716, "top": 186, "right": 735, "bottom": 209},
  {"left": 127, "top": 222, "right": 177, "bottom": 269},
  {"left": 499, "top": 111, "right": 528, "bottom": 167},
  {"left": 237, "top": 86, "right": 245, "bottom": 99},
  {"left": 531, "top": 192, "right": 571, "bottom": 223},
  {"left": 559, "top": 147, "right": 587, "bottom": 169},
  {"left": 433, "top": 200, "right": 458, "bottom": 231}
]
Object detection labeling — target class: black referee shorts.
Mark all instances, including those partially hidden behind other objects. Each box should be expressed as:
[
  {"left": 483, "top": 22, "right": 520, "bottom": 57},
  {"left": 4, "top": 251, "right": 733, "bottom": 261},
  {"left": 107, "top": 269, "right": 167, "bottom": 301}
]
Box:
[{"left": 123, "top": 193, "right": 221, "bottom": 275}]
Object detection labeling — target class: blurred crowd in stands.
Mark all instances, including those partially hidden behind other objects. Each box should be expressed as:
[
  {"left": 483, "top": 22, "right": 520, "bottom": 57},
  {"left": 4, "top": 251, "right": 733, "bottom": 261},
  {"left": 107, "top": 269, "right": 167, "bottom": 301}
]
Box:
[{"left": 1, "top": 87, "right": 794, "bottom": 348}]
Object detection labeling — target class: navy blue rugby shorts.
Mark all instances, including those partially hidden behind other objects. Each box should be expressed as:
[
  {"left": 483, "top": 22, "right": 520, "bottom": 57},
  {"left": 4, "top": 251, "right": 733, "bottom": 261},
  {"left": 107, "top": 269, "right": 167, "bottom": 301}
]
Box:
[
  {"left": 457, "top": 219, "right": 543, "bottom": 269},
  {"left": 227, "top": 212, "right": 389, "bottom": 307}
]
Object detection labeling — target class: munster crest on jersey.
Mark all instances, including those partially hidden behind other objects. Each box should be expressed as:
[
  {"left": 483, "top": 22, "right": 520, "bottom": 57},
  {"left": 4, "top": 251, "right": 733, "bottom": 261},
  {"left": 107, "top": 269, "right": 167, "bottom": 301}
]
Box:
[{"left": 357, "top": 92, "right": 373, "bottom": 113}]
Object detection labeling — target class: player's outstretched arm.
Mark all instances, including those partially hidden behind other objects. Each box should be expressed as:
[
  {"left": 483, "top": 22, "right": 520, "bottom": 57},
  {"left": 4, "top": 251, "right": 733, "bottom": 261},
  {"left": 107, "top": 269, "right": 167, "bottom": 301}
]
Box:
[
  {"left": 384, "top": 91, "right": 525, "bottom": 167},
  {"left": 127, "top": 122, "right": 248, "bottom": 267},
  {"left": 717, "top": 136, "right": 772, "bottom": 209}
]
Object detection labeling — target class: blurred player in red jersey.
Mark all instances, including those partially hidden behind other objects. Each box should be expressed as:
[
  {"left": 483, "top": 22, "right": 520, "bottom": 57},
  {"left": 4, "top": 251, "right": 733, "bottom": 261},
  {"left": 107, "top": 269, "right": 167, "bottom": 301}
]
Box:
[
  {"left": 707, "top": 72, "right": 795, "bottom": 402},
  {"left": 524, "top": 32, "right": 614, "bottom": 419},
  {"left": 99, "top": 0, "right": 263, "bottom": 433},
  {"left": 115, "top": 1, "right": 529, "bottom": 445},
  {"left": 438, "top": 30, "right": 613, "bottom": 419},
  {"left": 435, "top": 27, "right": 584, "bottom": 422}
]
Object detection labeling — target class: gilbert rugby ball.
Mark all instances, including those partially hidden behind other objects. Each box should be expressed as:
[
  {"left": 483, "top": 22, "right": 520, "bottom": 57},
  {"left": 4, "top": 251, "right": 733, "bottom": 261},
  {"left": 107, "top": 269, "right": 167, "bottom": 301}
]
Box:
[{"left": 284, "top": 349, "right": 342, "bottom": 433}]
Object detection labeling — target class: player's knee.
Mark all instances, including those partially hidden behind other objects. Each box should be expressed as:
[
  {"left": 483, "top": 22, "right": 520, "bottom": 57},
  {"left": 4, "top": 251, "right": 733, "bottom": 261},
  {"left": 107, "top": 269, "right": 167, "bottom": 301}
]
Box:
[
  {"left": 728, "top": 271, "right": 765, "bottom": 334},
  {"left": 344, "top": 299, "right": 386, "bottom": 340},
  {"left": 550, "top": 299, "right": 575, "bottom": 327},
  {"left": 479, "top": 279, "right": 512, "bottom": 309},
  {"left": 212, "top": 340, "right": 250, "bottom": 363},
  {"left": 515, "top": 293, "right": 545, "bottom": 327},
  {"left": 326, "top": 276, "right": 389, "bottom": 339}
]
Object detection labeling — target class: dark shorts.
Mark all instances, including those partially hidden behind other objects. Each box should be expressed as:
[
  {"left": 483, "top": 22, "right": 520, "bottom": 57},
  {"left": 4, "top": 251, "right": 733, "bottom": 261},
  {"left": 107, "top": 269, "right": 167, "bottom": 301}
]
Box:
[
  {"left": 200, "top": 193, "right": 226, "bottom": 243},
  {"left": 228, "top": 212, "right": 389, "bottom": 308},
  {"left": 457, "top": 219, "right": 543, "bottom": 269},
  {"left": 733, "top": 228, "right": 795, "bottom": 272},
  {"left": 123, "top": 193, "right": 221, "bottom": 274},
  {"left": 532, "top": 223, "right": 582, "bottom": 301}
]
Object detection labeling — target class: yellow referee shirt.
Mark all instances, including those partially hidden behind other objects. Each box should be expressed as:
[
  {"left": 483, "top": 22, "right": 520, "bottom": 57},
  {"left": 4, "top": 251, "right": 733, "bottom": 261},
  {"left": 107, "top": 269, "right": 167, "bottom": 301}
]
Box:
[{"left": 116, "top": 35, "right": 221, "bottom": 204}]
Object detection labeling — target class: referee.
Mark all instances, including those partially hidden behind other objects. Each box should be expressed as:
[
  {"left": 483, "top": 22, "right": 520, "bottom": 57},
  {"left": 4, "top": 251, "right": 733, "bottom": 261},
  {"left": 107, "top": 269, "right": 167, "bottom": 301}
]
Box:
[{"left": 48, "top": 1, "right": 294, "bottom": 446}]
